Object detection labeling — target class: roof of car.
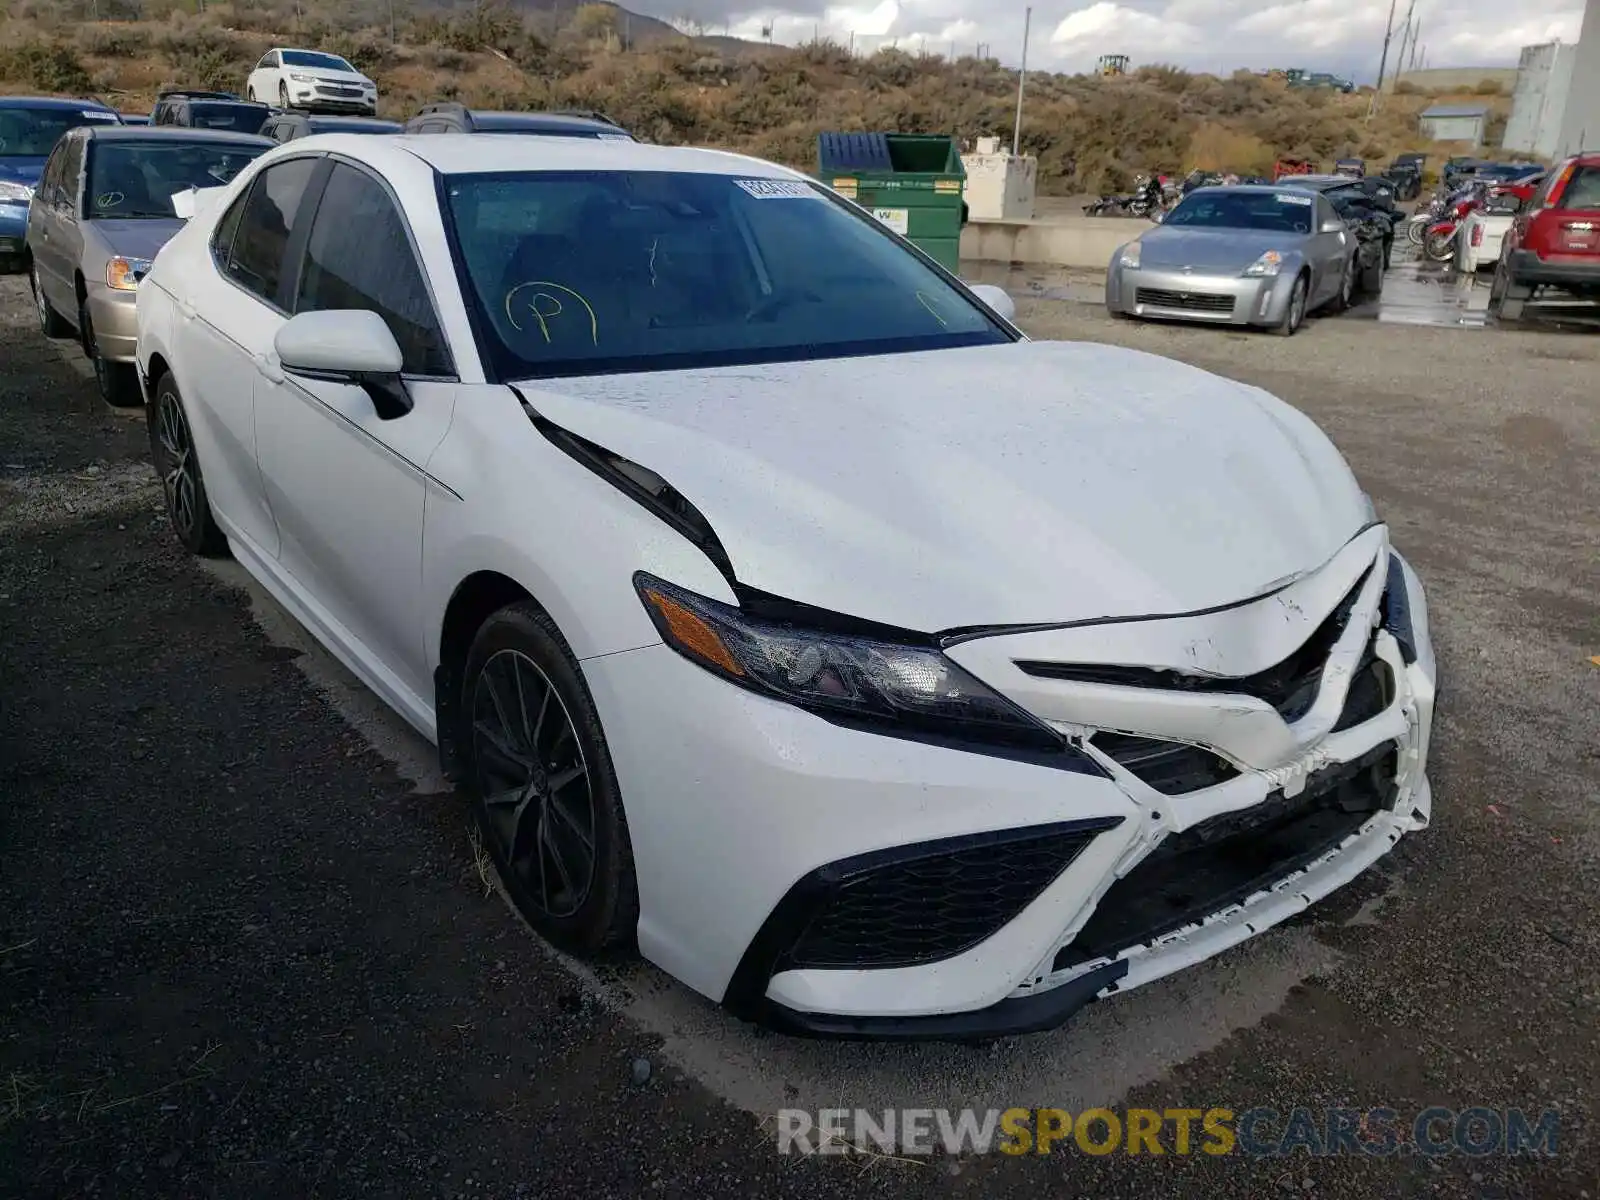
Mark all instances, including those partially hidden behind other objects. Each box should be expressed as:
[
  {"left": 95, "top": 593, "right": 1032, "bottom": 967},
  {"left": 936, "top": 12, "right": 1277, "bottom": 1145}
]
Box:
[
  {"left": 299, "top": 114, "right": 401, "bottom": 131},
  {"left": 370, "top": 134, "right": 783, "bottom": 178},
  {"left": 0, "top": 95, "right": 117, "bottom": 112},
  {"left": 448, "top": 111, "right": 626, "bottom": 135},
  {"left": 83, "top": 126, "right": 274, "bottom": 147}
]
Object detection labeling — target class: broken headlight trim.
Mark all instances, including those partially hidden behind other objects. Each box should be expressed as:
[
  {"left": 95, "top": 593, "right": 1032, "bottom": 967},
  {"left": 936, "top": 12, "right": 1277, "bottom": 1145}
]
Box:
[
  {"left": 634, "top": 572, "right": 1089, "bottom": 761},
  {"left": 1381, "top": 555, "right": 1418, "bottom": 665}
]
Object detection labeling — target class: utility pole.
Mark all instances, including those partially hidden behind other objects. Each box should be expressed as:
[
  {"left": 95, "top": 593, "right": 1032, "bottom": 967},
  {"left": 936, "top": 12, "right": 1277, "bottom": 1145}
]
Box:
[
  {"left": 1367, "top": 0, "right": 1398, "bottom": 119},
  {"left": 1409, "top": 22, "right": 1421, "bottom": 68},
  {"left": 1392, "top": 0, "right": 1417, "bottom": 91},
  {"left": 1012, "top": 7, "right": 1031, "bottom": 156}
]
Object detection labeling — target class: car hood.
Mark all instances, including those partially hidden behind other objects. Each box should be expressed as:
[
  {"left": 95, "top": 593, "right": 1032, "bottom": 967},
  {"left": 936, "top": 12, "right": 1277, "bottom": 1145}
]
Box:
[
  {"left": 515, "top": 341, "right": 1369, "bottom": 632},
  {"left": 0, "top": 156, "right": 46, "bottom": 187},
  {"left": 1141, "top": 227, "right": 1306, "bottom": 270},
  {"left": 85, "top": 218, "right": 185, "bottom": 260},
  {"left": 296, "top": 67, "right": 372, "bottom": 85}
]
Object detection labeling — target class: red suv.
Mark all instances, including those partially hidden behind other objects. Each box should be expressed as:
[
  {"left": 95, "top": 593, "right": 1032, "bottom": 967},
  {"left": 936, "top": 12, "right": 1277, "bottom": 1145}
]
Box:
[{"left": 1490, "top": 153, "right": 1600, "bottom": 320}]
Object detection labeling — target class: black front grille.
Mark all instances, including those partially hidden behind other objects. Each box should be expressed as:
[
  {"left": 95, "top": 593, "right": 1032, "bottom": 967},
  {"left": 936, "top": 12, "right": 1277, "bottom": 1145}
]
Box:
[
  {"left": 1053, "top": 742, "right": 1399, "bottom": 971},
  {"left": 785, "top": 825, "right": 1108, "bottom": 971},
  {"left": 1093, "top": 732, "right": 1239, "bottom": 794},
  {"left": 1135, "top": 288, "right": 1235, "bottom": 314},
  {"left": 1017, "top": 566, "right": 1373, "bottom": 724}
]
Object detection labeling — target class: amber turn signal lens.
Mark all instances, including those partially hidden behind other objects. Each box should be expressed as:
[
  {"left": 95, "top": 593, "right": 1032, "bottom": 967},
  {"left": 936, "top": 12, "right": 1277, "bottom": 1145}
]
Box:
[{"left": 641, "top": 587, "right": 745, "bottom": 677}]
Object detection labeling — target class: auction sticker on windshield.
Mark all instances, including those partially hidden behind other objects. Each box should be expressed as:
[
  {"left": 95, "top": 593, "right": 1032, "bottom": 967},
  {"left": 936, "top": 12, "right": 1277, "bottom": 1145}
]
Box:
[
  {"left": 733, "top": 179, "right": 816, "bottom": 199},
  {"left": 872, "top": 207, "right": 910, "bottom": 235},
  {"left": 1275, "top": 193, "right": 1313, "bottom": 205}
]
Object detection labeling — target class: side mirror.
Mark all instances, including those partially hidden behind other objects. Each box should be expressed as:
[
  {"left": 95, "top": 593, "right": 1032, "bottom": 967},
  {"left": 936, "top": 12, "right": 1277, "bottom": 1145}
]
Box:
[
  {"left": 275, "top": 310, "right": 413, "bottom": 420},
  {"left": 968, "top": 282, "right": 1016, "bottom": 322},
  {"left": 1320, "top": 218, "right": 1345, "bottom": 234}
]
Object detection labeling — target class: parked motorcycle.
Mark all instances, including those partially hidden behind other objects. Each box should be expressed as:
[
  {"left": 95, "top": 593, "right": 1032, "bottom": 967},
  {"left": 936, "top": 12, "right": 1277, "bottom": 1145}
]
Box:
[
  {"left": 1422, "top": 185, "right": 1490, "bottom": 261},
  {"left": 1406, "top": 181, "right": 1485, "bottom": 247},
  {"left": 1084, "top": 175, "right": 1166, "bottom": 219}
]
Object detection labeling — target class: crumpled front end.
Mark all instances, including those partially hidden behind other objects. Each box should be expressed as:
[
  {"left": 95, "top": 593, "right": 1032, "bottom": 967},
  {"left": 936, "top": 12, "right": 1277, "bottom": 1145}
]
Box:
[
  {"left": 942, "top": 525, "right": 1435, "bottom": 1016},
  {"left": 587, "top": 520, "right": 1435, "bottom": 1039}
]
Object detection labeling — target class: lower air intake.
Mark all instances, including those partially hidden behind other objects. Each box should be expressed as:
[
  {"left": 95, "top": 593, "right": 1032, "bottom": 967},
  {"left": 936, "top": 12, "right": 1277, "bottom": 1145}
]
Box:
[
  {"left": 785, "top": 824, "right": 1112, "bottom": 971},
  {"left": 1053, "top": 742, "right": 1399, "bottom": 972}
]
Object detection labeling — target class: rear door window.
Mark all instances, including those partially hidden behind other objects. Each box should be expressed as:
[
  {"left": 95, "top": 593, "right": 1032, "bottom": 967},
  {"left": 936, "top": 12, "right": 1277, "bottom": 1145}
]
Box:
[{"left": 224, "top": 157, "right": 321, "bottom": 307}]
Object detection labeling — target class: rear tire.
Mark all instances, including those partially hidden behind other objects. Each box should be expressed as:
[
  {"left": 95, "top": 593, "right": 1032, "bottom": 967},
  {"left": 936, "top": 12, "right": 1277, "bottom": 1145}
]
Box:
[
  {"left": 1405, "top": 215, "right": 1428, "bottom": 246},
  {"left": 1361, "top": 253, "right": 1384, "bottom": 296},
  {"left": 1490, "top": 260, "right": 1530, "bottom": 321},
  {"left": 1328, "top": 259, "right": 1356, "bottom": 312},
  {"left": 461, "top": 603, "right": 639, "bottom": 957},
  {"left": 148, "top": 373, "right": 228, "bottom": 557},
  {"left": 31, "top": 265, "right": 69, "bottom": 337}
]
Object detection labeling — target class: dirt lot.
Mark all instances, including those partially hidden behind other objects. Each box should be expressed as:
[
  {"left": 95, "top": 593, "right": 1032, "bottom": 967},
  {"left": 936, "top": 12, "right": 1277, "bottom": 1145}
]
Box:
[{"left": 2, "top": 274, "right": 1598, "bottom": 1199}]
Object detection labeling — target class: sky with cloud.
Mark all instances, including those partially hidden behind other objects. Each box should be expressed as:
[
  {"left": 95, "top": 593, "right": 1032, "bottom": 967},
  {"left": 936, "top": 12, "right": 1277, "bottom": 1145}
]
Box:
[{"left": 633, "top": 0, "right": 1587, "bottom": 81}]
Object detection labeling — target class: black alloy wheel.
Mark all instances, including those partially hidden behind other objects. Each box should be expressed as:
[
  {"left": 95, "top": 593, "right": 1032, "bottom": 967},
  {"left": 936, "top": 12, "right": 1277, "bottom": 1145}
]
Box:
[
  {"left": 148, "top": 374, "right": 227, "bottom": 556},
  {"left": 463, "top": 604, "right": 638, "bottom": 955}
]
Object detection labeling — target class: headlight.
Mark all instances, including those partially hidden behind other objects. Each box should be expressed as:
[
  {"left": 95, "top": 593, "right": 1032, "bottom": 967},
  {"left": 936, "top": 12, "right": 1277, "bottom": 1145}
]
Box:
[
  {"left": 634, "top": 573, "right": 1087, "bottom": 757},
  {"left": 1118, "top": 240, "right": 1141, "bottom": 268},
  {"left": 105, "top": 256, "right": 152, "bottom": 291},
  {"left": 1242, "top": 250, "right": 1283, "bottom": 277},
  {"left": 289, "top": 72, "right": 315, "bottom": 82},
  {"left": 0, "top": 180, "right": 34, "bottom": 203}
]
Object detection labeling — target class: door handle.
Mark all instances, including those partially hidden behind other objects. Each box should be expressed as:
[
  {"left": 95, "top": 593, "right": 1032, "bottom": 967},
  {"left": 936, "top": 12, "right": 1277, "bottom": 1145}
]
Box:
[
  {"left": 253, "top": 353, "right": 283, "bottom": 384},
  {"left": 176, "top": 297, "right": 197, "bottom": 319}
]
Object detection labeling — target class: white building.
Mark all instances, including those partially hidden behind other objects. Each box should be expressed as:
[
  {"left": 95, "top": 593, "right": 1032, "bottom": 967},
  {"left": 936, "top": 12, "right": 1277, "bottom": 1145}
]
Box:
[
  {"left": 1502, "top": 42, "right": 1576, "bottom": 158},
  {"left": 1419, "top": 104, "right": 1489, "bottom": 146},
  {"left": 1553, "top": 0, "right": 1599, "bottom": 156}
]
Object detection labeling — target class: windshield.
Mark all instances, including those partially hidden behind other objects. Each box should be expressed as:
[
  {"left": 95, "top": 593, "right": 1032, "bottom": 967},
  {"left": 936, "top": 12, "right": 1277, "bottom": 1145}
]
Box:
[
  {"left": 0, "top": 107, "right": 117, "bottom": 158},
  {"left": 445, "top": 170, "right": 1010, "bottom": 380},
  {"left": 86, "top": 140, "right": 267, "bottom": 219},
  {"left": 282, "top": 50, "right": 355, "bottom": 71},
  {"left": 1162, "top": 191, "right": 1318, "bottom": 232},
  {"left": 187, "top": 102, "right": 268, "bottom": 134}
]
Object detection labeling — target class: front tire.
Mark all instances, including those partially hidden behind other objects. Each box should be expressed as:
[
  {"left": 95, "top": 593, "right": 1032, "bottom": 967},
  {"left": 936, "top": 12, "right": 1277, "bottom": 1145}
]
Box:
[
  {"left": 81, "top": 303, "right": 140, "bottom": 407},
  {"left": 462, "top": 603, "right": 639, "bottom": 957},
  {"left": 148, "top": 373, "right": 228, "bottom": 556},
  {"left": 1328, "top": 258, "right": 1356, "bottom": 312},
  {"left": 1424, "top": 228, "right": 1455, "bottom": 262},
  {"left": 1270, "top": 273, "right": 1308, "bottom": 336},
  {"left": 279, "top": 81, "right": 290, "bottom": 109}
]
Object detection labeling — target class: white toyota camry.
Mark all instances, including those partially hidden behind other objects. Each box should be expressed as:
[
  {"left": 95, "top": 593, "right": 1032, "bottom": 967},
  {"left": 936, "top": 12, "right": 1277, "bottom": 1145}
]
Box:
[{"left": 135, "top": 135, "right": 1438, "bottom": 1040}]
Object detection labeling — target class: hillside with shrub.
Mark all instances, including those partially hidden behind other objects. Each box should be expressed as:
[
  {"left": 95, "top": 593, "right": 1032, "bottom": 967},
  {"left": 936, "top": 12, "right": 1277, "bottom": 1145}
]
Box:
[{"left": 0, "top": 0, "right": 1513, "bottom": 192}]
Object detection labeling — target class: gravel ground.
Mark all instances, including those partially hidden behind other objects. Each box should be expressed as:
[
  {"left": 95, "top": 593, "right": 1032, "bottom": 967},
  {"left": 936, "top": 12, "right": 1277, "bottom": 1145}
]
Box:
[{"left": 2, "top": 273, "right": 1598, "bottom": 1199}]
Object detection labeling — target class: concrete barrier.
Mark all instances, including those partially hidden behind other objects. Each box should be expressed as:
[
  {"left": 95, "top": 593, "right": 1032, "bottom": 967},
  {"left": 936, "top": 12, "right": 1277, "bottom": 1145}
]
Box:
[{"left": 960, "top": 215, "right": 1149, "bottom": 270}]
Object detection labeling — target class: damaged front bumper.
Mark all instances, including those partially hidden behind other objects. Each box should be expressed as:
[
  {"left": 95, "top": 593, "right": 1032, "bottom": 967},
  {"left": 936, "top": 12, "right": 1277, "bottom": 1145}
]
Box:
[{"left": 583, "top": 529, "right": 1435, "bottom": 1040}]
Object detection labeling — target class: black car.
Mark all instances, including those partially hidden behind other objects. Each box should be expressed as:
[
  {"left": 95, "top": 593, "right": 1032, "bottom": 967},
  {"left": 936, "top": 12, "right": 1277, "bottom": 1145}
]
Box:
[
  {"left": 150, "top": 90, "right": 272, "bottom": 136},
  {"left": 1285, "top": 175, "right": 1399, "bottom": 268},
  {"left": 403, "top": 101, "right": 634, "bottom": 140},
  {"left": 258, "top": 112, "right": 402, "bottom": 143},
  {"left": 1381, "top": 153, "right": 1426, "bottom": 201},
  {"left": 1334, "top": 157, "right": 1365, "bottom": 177}
]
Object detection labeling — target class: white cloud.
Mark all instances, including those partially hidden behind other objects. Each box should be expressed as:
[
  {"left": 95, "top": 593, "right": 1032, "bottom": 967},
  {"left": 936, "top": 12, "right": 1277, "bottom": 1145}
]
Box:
[{"left": 638, "top": 0, "right": 1586, "bottom": 80}]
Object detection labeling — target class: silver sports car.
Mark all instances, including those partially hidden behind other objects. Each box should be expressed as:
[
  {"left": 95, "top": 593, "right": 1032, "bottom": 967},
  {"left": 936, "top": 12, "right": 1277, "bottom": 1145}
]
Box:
[{"left": 1105, "top": 185, "right": 1360, "bottom": 336}]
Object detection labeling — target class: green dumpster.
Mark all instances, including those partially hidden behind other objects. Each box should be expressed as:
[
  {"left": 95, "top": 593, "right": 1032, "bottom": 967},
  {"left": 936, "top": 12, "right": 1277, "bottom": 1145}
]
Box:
[{"left": 817, "top": 132, "right": 966, "bottom": 273}]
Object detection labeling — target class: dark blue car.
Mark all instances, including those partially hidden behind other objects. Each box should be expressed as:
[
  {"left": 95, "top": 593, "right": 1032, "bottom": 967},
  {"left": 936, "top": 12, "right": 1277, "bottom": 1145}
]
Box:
[{"left": 0, "top": 96, "right": 122, "bottom": 270}]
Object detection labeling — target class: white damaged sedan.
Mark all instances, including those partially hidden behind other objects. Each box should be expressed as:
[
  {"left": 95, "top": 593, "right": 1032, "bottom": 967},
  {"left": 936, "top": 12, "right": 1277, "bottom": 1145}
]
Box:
[{"left": 135, "top": 134, "right": 1437, "bottom": 1039}]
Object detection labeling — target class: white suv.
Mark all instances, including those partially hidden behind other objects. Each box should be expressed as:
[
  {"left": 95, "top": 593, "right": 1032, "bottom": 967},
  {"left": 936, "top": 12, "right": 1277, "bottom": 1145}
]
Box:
[{"left": 246, "top": 48, "right": 377, "bottom": 115}]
